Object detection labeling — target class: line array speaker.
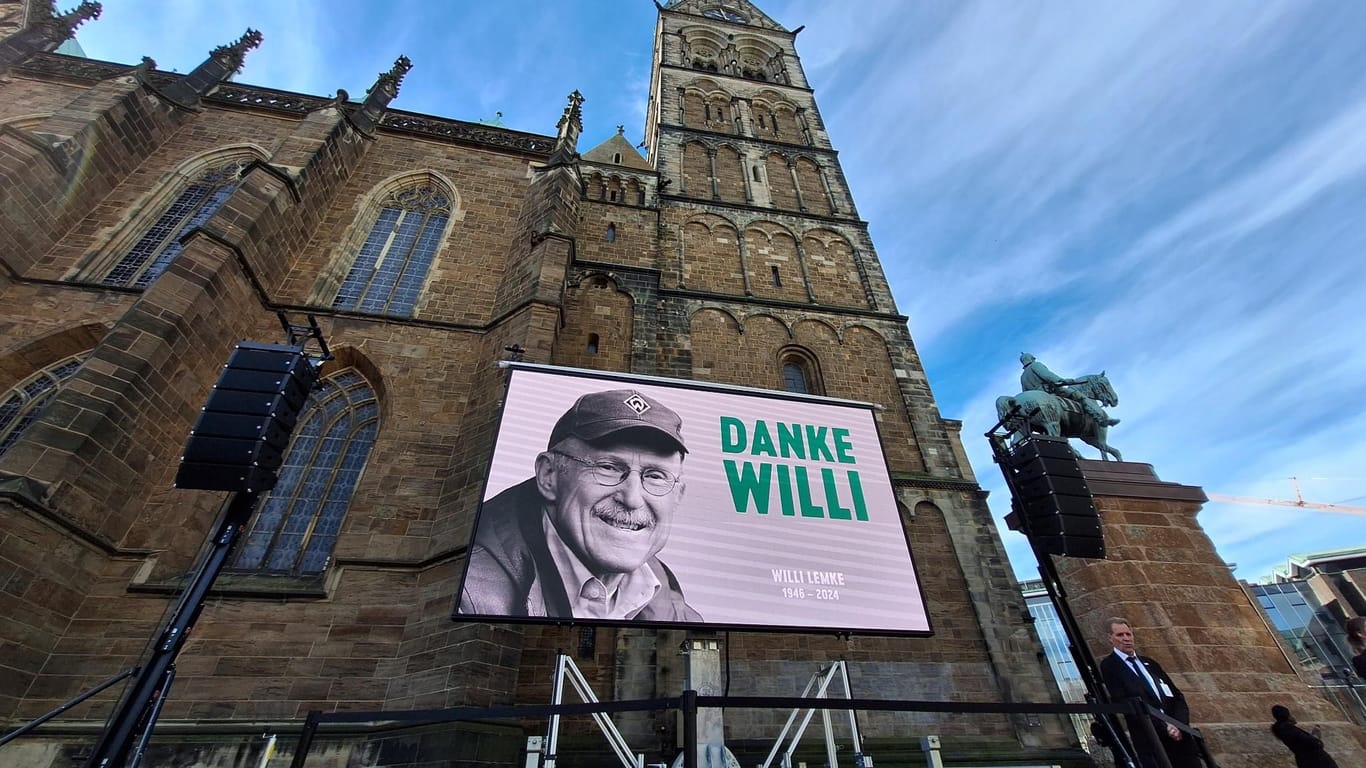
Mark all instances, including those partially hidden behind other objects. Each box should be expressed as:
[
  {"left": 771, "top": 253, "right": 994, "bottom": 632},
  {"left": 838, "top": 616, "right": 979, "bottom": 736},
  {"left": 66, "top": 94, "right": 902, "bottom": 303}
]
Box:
[
  {"left": 1005, "top": 437, "right": 1104, "bottom": 559},
  {"left": 175, "top": 342, "right": 318, "bottom": 493}
]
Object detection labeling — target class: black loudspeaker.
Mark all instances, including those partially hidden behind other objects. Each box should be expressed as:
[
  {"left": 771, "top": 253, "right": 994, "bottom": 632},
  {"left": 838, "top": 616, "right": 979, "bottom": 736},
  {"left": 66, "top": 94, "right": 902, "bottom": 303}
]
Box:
[
  {"left": 1006, "top": 437, "right": 1105, "bottom": 559},
  {"left": 175, "top": 342, "right": 318, "bottom": 493}
]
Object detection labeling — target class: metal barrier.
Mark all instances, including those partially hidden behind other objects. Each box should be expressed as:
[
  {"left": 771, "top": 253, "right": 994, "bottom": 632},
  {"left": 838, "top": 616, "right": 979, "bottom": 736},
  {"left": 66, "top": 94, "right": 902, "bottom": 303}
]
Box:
[{"left": 284, "top": 693, "right": 1200, "bottom": 768}]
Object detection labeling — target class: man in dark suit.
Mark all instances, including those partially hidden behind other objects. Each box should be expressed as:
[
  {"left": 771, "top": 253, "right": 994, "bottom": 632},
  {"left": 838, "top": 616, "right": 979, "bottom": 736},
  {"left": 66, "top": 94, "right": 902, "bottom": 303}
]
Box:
[{"left": 1098, "top": 617, "right": 1202, "bottom": 768}]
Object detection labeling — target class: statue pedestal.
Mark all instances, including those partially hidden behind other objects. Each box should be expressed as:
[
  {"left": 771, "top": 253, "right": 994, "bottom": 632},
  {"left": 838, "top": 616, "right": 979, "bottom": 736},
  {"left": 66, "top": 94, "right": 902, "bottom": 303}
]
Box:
[{"left": 1053, "top": 460, "right": 1366, "bottom": 768}]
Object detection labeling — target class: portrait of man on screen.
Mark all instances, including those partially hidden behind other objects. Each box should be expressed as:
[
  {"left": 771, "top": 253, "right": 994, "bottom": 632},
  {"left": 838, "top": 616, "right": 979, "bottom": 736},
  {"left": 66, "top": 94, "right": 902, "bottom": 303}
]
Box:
[{"left": 458, "top": 388, "right": 702, "bottom": 621}]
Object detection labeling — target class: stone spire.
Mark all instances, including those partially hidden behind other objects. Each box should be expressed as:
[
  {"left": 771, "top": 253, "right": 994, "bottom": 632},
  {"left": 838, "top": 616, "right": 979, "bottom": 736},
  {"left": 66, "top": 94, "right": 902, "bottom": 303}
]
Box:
[
  {"left": 350, "top": 55, "right": 412, "bottom": 136},
  {"left": 209, "top": 27, "right": 263, "bottom": 75},
  {"left": 42, "top": 0, "right": 102, "bottom": 38},
  {"left": 156, "top": 28, "right": 263, "bottom": 109},
  {"left": 546, "top": 90, "right": 584, "bottom": 167},
  {"left": 0, "top": 0, "right": 100, "bottom": 68}
]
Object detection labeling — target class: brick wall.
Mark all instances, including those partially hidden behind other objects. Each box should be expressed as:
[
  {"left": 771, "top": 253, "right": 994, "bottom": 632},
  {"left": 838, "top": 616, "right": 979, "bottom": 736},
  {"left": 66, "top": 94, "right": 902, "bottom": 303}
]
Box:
[{"left": 577, "top": 198, "right": 657, "bottom": 271}]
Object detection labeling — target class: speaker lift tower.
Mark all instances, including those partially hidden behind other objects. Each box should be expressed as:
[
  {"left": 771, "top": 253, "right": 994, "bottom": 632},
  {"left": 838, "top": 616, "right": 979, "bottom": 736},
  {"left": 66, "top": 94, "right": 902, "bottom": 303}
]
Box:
[{"left": 985, "top": 411, "right": 1138, "bottom": 768}]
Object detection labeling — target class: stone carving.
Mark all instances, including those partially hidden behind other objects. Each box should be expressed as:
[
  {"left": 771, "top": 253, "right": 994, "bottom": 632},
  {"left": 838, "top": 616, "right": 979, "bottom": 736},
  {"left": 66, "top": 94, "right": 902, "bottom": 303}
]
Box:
[
  {"left": 211, "top": 85, "right": 330, "bottom": 113},
  {"left": 348, "top": 55, "right": 413, "bottom": 135},
  {"left": 15, "top": 51, "right": 124, "bottom": 81},
  {"left": 155, "top": 28, "right": 264, "bottom": 109},
  {"left": 15, "top": 53, "right": 554, "bottom": 156},
  {"left": 996, "top": 353, "right": 1122, "bottom": 460},
  {"left": 368, "top": 54, "right": 412, "bottom": 101},
  {"left": 209, "top": 28, "right": 263, "bottom": 76},
  {"left": 546, "top": 90, "right": 584, "bottom": 166},
  {"left": 39, "top": 0, "right": 102, "bottom": 39},
  {"left": 558, "top": 89, "right": 585, "bottom": 134},
  {"left": 378, "top": 113, "right": 554, "bottom": 154}
]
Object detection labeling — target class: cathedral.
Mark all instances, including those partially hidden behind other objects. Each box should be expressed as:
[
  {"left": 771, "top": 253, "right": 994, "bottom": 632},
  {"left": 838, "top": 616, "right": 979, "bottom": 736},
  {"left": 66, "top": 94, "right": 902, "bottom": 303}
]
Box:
[{"left": 0, "top": 0, "right": 1079, "bottom": 765}]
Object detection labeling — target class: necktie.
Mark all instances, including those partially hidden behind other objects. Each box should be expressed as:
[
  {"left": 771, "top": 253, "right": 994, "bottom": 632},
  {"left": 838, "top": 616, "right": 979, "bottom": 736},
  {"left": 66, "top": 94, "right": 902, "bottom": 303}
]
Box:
[{"left": 1127, "top": 656, "right": 1159, "bottom": 698}]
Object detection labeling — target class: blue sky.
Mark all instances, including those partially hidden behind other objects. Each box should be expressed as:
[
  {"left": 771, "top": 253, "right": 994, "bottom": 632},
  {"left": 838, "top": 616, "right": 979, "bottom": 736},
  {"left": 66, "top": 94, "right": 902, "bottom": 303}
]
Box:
[{"left": 75, "top": 0, "right": 1365, "bottom": 582}]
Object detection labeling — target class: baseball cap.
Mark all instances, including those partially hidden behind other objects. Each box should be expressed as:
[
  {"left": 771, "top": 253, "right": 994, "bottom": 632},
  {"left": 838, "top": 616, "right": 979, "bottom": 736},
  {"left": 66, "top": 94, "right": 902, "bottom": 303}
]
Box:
[{"left": 548, "top": 389, "right": 687, "bottom": 454}]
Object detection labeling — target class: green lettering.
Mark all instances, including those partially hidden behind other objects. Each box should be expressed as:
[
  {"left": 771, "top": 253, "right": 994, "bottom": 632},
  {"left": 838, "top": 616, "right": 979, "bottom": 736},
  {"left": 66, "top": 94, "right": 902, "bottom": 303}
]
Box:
[
  {"left": 720, "top": 417, "right": 746, "bottom": 453},
  {"left": 805, "top": 425, "right": 835, "bottom": 462},
  {"left": 823, "top": 468, "right": 852, "bottom": 520},
  {"left": 777, "top": 463, "right": 795, "bottom": 516},
  {"left": 832, "top": 428, "right": 855, "bottom": 464},
  {"left": 776, "top": 422, "right": 806, "bottom": 459},
  {"left": 724, "top": 460, "right": 771, "bottom": 514},
  {"left": 751, "top": 420, "right": 776, "bottom": 457},
  {"left": 795, "top": 466, "right": 824, "bottom": 518},
  {"left": 849, "top": 470, "right": 867, "bottom": 521}
]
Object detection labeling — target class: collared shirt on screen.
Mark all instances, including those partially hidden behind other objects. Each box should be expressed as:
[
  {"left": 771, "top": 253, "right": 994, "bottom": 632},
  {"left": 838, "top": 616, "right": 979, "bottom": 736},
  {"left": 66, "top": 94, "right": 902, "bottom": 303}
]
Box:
[{"left": 542, "top": 515, "right": 661, "bottom": 619}]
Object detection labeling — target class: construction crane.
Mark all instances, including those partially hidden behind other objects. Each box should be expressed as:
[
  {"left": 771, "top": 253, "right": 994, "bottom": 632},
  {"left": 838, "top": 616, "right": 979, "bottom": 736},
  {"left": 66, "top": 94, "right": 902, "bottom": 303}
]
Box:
[{"left": 1207, "top": 477, "right": 1366, "bottom": 517}]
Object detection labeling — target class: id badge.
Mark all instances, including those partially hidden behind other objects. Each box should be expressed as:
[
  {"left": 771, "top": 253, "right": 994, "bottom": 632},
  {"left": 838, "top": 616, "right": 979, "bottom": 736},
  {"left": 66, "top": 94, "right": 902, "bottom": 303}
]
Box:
[{"left": 1158, "top": 681, "right": 1173, "bottom": 698}]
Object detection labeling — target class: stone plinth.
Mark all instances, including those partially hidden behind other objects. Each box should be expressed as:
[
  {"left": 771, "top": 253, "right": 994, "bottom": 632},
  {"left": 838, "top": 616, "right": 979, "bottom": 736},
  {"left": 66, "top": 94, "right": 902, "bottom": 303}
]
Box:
[{"left": 1053, "top": 460, "right": 1366, "bottom": 768}]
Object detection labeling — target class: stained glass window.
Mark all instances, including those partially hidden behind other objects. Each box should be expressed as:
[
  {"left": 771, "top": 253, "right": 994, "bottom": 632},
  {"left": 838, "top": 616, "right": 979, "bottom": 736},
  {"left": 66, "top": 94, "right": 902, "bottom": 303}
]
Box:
[
  {"left": 332, "top": 184, "right": 451, "bottom": 315},
  {"left": 102, "top": 160, "right": 249, "bottom": 288},
  {"left": 231, "top": 370, "right": 379, "bottom": 576},
  {"left": 0, "top": 356, "right": 84, "bottom": 458}
]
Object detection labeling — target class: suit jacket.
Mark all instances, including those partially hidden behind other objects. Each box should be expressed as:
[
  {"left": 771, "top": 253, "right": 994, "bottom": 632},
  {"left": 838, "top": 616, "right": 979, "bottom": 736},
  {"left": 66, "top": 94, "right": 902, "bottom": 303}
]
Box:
[
  {"left": 458, "top": 478, "right": 703, "bottom": 622},
  {"left": 1099, "top": 651, "right": 1191, "bottom": 724},
  {"left": 1099, "top": 650, "right": 1201, "bottom": 768}
]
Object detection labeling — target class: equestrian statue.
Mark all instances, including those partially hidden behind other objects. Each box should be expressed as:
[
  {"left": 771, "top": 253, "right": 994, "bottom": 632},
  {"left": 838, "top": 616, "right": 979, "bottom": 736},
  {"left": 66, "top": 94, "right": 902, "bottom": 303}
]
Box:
[{"left": 996, "top": 353, "right": 1122, "bottom": 461}]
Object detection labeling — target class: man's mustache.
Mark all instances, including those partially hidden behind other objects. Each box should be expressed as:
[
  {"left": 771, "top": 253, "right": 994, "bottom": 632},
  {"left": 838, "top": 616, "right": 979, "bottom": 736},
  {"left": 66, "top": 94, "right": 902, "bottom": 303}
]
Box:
[{"left": 593, "top": 502, "right": 656, "bottom": 531}]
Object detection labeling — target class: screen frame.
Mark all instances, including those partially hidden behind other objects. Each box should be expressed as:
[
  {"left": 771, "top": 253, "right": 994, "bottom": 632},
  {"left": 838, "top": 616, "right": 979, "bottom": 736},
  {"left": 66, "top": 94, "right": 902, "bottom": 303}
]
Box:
[{"left": 452, "top": 362, "right": 934, "bottom": 638}]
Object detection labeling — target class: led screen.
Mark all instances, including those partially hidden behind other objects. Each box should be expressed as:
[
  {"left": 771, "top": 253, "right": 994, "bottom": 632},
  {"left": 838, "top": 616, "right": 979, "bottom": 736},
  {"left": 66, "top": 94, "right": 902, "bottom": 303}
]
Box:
[{"left": 454, "top": 365, "right": 930, "bottom": 635}]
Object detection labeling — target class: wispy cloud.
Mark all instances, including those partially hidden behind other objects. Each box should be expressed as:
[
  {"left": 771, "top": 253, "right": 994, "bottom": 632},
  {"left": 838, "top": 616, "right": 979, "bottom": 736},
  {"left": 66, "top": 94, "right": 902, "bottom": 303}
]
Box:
[{"left": 800, "top": 0, "right": 1366, "bottom": 579}]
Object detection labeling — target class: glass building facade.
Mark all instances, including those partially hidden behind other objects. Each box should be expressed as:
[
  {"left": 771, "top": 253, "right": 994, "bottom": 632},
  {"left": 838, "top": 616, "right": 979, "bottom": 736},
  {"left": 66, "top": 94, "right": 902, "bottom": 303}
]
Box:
[
  {"left": 1020, "top": 579, "right": 1098, "bottom": 751},
  {"left": 1022, "top": 579, "right": 1088, "bottom": 704},
  {"left": 1248, "top": 548, "right": 1366, "bottom": 726},
  {"left": 1250, "top": 580, "right": 1354, "bottom": 678}
]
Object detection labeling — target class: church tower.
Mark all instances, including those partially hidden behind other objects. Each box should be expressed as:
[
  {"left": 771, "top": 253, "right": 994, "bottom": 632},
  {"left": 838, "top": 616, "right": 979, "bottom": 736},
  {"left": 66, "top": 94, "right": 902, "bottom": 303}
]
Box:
[{"left": 556, "top": 0, "right": 1074, "bottom": 757}]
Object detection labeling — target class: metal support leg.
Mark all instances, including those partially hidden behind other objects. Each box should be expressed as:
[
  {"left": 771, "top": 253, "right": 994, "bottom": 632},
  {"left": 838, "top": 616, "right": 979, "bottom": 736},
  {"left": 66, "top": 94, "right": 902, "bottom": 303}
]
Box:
[
  {"left": 0, "top": 668, "right": 137, "bottom": 747},
  {"left": 128, "top": 666, "right": 176, "bottom": 768},
  {"left": 681, "top": 690, "right": 698, "bottom": 768},
  {"left": 85, "top": 491, "right": 258, "bottom": 768},
  {"left": 288, "top": 711, "right": 322, "bottom": 768}
]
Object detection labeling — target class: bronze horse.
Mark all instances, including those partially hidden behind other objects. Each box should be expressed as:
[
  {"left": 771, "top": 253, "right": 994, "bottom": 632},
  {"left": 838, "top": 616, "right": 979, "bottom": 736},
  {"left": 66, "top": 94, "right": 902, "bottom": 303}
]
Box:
[{"left": 995, "top": 373, "right": 1121, "bottom": 461}]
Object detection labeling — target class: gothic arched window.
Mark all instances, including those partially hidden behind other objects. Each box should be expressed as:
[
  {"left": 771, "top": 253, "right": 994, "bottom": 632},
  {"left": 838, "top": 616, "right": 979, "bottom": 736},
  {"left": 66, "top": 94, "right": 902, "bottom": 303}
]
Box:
[
  {"left": 0, "top": 356, "right": 84, "bottom": 459},
  {"left": 779, "top": 349, "right": 822, "bottom": 396},
  {"left": 232, "top": 370, "right": 379, "bottom": 575},
  {"left": 332, "top": 184, "right": 451, "bottom": 315},
  {"left": 102, "top": 160, "right": 249, "bottom": 288}
]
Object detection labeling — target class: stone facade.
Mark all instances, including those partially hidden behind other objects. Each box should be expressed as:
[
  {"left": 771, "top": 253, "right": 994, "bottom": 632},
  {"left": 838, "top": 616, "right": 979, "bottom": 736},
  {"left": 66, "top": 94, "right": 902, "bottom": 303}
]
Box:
[{"left": 0, "top": 1, "right": 1072, "bottom": 766}]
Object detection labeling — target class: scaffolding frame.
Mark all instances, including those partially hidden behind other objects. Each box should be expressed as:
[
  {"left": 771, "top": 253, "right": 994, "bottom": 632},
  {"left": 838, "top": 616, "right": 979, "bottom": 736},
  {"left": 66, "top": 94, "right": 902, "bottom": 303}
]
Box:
[
  {"left": 760, "top": 659, "right": 867, "bottom": 768},
  {"left": 544, "top": 653, "right": 643, "bottom": 768}
]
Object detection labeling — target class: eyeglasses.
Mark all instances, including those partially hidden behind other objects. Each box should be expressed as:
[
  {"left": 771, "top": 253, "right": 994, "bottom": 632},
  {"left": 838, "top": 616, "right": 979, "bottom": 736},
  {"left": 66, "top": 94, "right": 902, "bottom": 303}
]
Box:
[{"left": 550, "top": 450, "right": 679, "bottom": 496}]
